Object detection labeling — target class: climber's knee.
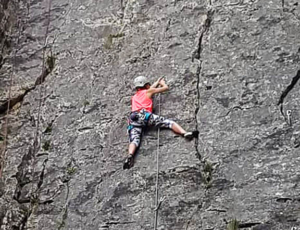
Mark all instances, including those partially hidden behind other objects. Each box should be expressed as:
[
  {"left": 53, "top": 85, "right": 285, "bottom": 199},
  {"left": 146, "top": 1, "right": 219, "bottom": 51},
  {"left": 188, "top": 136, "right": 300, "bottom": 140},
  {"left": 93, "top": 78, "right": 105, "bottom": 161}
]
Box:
[
  {"left": 163, "top": 119, "right": 174, "bottom": 129},
  {"left": 128, "top": 126, "right": 142, "bottom": 147},
  {"left": 148, "top": 113, "right": 174, "bottom": 129},
  {"left": 170, "top": 121, "right": 175, "bottom": 129},
  {"left": 131, "top": 138, "right": 140, "bottom": 147}
]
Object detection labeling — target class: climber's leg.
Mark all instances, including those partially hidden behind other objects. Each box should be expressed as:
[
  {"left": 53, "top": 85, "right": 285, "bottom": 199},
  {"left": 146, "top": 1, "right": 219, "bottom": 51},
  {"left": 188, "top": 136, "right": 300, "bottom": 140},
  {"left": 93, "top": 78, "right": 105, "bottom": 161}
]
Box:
[
  {"left": 124, "top": 126, "right": 142, "bottom": 169},
  {"left": 128, "top": 143, "right": 137, "bottom": 156},
  {"left": 170, "top": 122, "right": 187, "bottom": 135},
  {"left": 148, "top": 113, "right": 199, "bottom": 138}
]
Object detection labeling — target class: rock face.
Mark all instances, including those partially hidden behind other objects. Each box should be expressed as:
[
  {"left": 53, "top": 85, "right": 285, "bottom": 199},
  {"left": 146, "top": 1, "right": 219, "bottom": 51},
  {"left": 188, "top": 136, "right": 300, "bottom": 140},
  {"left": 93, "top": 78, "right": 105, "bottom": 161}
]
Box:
[
  {"left": 0, "top": 0, "right": 300, "bottom": 229},
  {"left": 0, "top": 0, "right": 17, "bottom": 108},
  {"left": 0, "top": 0, "right": 16, "bottom": 69}
]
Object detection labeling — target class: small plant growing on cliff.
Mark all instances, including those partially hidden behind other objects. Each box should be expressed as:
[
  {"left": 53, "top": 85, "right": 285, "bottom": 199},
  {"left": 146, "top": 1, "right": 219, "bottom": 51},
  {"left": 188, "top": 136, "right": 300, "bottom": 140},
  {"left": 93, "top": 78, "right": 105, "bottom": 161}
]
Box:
[
  {"left": 227, "top": 219, "right": 239, "bottom": 230},
  {"left": 203, "top": 161, "right": 213, "bottom": 174},
  {"left": 46, "top": 53, "right": 56, "bottom": 72},
  {"left": 58, "top": 206, "right": 68, "bottom": 230},
  {"left": 30, "top": 195, "right": 40, "bottom": 205},
  {"left": 111, "top": 33, "right": 125, "bottom": 38},
  {"left": 104, "top": 32, "right": 125, "bottom": 49},
  {"left": 83, "top": 99, "right": 90, "bottom": 106},
  {"left": 67, "top": 166, "right": 76, "bottom": 175},
  {"left": 42, "top": 140, "right": 51, "bottom": 151},
  {"left": 202, "top": 160, "right": 213, "bottom": 188},
  {"left": 44, "top": 124, "right": 52, "bottom": 134}
]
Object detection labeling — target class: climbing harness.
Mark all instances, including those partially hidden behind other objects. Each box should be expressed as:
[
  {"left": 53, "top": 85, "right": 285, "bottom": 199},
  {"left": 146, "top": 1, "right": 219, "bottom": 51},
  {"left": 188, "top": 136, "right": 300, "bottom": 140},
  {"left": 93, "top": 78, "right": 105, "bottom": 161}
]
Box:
[{"left": 127, "top": 109, "right": 152, "bottom": 129}]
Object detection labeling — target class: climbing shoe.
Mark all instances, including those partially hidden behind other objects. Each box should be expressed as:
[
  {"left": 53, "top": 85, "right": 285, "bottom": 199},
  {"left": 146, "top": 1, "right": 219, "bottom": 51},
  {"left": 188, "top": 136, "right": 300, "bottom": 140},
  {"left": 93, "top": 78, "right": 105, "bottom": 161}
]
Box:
[
  {"left": 183, "top": 131, "right": 199, "bottom": 139},
  {"left": 123, "top": 155, "right": 134, "bottom": 170}
]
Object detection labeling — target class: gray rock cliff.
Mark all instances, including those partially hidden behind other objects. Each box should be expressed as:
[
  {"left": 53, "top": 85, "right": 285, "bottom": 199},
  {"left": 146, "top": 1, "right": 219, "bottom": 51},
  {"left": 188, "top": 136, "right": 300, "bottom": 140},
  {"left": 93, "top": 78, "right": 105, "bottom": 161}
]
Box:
[{"left": 0, "top": 0, "right": 300, "bottom": 229}]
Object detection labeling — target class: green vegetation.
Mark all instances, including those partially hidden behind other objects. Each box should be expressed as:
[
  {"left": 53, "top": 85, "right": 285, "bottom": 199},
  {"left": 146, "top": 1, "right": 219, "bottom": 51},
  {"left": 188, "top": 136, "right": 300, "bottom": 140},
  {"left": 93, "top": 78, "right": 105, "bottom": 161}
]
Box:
[
  {"left": 227, "top": 219, "right": 239, "bottom": 230},
  {"left": 42, "top": 140, "right": 51, "bottom": 151},
  {"left": 83, "top": 99, "right": 90, "bottom": 106},
  {"left": 203, "top": 160, "right": 213, "bottom": 174},
  {"left": 58, "top": 206, "right": 68, "bottom": 230},
  {"left": 30, "top": 195, "right": 40, "bottom": 205},
  {"left": 104, "top": 32, "right": 125, "bottom": 49},
  {"left": 46, "top": 53, "right": 56, "bottom": 72},
  {"left": 202, "top": 160, "right": 213, "bottom": 188},
  {"left": 44, "top": 124, "right": 52, "bottom": 134},
  {"left": 110, "top": 33, "right": 125, "bottom": 38},
  {"left": 66, "top": 166, "right": 76, "bottom": 175}
]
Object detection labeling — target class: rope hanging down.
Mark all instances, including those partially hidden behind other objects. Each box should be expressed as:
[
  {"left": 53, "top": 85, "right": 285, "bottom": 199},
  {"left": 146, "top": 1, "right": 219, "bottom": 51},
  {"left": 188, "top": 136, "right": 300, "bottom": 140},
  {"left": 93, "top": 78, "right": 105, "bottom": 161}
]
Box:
[
  {"left": 33, "top": 0, "right": 52, "bottom": 155},
  {"left": 153, "top": 94, "right": 165, "bottom": 230},
  {"left": 0, "top": 0, "right": 52, "bottom": 178},
  {"left": 0, "top": 18, "right": 22, "bottom": 178}
]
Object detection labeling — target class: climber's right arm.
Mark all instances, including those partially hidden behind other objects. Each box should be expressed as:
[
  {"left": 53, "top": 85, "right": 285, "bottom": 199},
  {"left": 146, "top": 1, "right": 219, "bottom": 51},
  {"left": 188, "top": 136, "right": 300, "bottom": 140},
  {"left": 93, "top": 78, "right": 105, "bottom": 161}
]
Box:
[{"left": 146, "top": 79, "right": 169, "bottom": 98}]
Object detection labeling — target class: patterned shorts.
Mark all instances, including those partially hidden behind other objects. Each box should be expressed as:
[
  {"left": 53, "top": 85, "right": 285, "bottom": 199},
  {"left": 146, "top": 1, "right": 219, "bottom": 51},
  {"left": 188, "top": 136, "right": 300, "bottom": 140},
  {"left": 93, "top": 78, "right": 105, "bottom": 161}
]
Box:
[{"left": 128, "top": 113, "right": 174, "bottom": 147}]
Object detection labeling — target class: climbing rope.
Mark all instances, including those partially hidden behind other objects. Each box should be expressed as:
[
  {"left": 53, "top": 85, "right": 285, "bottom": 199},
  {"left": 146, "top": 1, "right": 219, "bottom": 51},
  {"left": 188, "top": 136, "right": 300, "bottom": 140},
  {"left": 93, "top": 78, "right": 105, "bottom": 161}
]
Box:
[
  {"left": 0, "top": 0, "right": 52, "bottom": 178},
  {"left": 154, "top": 93, "right": 164, "bottom": 230},
  {"left": 0, "top": 18, "right": 22, "bottom": 178},
  {"left": 33, "top": 0, "right": 52, "bottom": 155}
]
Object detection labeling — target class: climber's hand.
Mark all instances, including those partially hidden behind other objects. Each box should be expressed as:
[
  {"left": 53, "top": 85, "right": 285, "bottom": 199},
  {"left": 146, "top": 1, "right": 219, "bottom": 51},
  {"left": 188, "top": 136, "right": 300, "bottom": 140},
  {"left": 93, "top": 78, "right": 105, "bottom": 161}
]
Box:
[
  {"left": 157, "top": 77, "right": 164, "bottom": 83},
  {"left": 159, "top": 78, "right": 166, "bottom": 86},
  {"left": 151, "top": 77, "right": 164, "bottom": 89},
  {"left": 147, "top": 77, "right": 169, "bottom": 97}
]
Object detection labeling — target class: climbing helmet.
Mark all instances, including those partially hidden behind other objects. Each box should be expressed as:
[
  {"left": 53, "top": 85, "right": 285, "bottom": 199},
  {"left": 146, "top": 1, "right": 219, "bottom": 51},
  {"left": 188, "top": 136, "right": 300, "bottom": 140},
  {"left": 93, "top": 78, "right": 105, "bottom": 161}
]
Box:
[{"left": 134, "top": 76, "right": 150, "bottom": 88}]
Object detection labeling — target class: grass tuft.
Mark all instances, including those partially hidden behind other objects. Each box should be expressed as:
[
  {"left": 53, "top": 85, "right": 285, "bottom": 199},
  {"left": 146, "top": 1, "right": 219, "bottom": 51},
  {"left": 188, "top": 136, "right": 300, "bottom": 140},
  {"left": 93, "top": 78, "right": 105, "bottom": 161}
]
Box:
[
  {"left": 104, "top": 33, "right": 125, "bottom": 49},
  {"left": 46, "top": 54, "right": 56, "bottom": 72},
  {"left": 227, "top": 219, "right": 239, "bottom": 230},
  {"left": 42, "top": 140, "right": 51, "bottom": 151},
  {"left": 66, "top": 166, "right": 76, "bottom": 175}
]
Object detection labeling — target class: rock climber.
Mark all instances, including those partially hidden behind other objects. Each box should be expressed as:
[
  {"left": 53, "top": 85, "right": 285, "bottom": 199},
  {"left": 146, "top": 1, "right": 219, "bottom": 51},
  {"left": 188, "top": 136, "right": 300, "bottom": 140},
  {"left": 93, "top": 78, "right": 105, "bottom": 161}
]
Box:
[{"left": 123, "top": 76, "right": 199, "bottom": 169}]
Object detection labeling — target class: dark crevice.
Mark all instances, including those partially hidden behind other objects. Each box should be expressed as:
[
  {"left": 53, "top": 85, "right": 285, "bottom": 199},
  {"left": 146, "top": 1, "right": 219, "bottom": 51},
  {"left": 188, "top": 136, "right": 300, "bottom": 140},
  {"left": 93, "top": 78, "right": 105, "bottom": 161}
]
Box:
[
  {"left": 239, "top": 222, "right": 261, "bottom": 228},
  {"left": 278, "top": 70, "right": 300, "bottom": 105},
  {"left": 13, "top": 144, "right": 48, "bottom": 207},
  {"left": 193, "top": 10, "right": 214, "bottom": 60},
  {"left": 104, "top": 221, "right": 136, "bottom": 225},
  {"left": 39, "top": 199, "right": 53, "bottom": 205},
  {"left": 0, "top": 87, "right": 33, "bottom": 114},
  {"left": 165, "top": 165, "right": 202, "bottom": 175},
  {"left": 15, "top": 136, "right": 50, "bottom": 228},
  {"left": 192, "top": 9, "right": 215, "bottom": 193},
  {"left": 0, "top": 54, "right": 5, "bottom": 69},
  {"left": 58, "top": 180, "right": 70, "bottom": 229},
  {"left": 0, "top": 56, "right": 55, "bottom": 115},
  {"left": 276, "top": 197, "right": 300, "bottom": 203},
  {"left": 13, "top": 145, "right": 35, "bottom": 203},
  {"left": 194, "top": 60, "right": 202, "bottom": 161},
  {"left": 220, "top": 105, "right": 259, "bottom": 118},
  {"left": 207, "top": 208, "right": 227, "bottom": 212},
  {"left": 58, "top": 204, "right": 68, "bottom": 230},
  {"left": 120, "top": 0, "right": 125, "bottom": 18},
  {"left": 36, "top": 158, "right": 48, "bottom": 191},
  {"left": 19, "top": 209, "right": 32, "bottom": 230},
  {"left": 276, "top": 197, "right": 292, "bottom": 202},
  {"left": 193, "top": 10, "right": 214, "bottom": 162}
]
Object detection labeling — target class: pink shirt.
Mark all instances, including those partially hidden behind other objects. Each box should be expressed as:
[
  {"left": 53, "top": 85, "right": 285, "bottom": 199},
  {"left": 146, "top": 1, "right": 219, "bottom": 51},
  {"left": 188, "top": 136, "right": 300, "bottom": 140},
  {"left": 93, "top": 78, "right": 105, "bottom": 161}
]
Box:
[{"left": 131, "top": 89, "right": 153, "bottom": 113}]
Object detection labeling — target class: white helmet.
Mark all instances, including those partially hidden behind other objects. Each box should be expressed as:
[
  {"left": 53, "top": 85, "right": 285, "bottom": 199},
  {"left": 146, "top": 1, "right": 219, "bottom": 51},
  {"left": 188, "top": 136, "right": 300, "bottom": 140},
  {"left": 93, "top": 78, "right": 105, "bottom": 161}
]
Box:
[{"left": 134, "top": 76, "right": 150, "bottom": 88}]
